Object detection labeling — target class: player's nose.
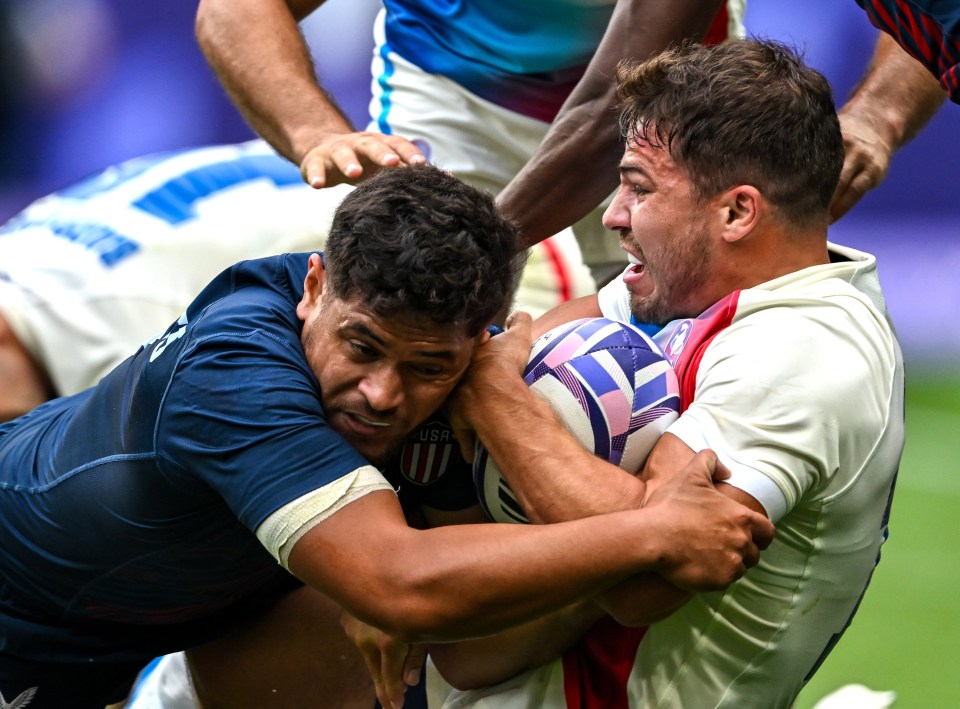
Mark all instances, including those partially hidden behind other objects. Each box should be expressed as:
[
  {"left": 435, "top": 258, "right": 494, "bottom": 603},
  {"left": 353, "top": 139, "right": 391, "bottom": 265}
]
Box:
[
  {"left": 602, "top": 188, "right": 630, "bottom": 232},
  {"left": 359, "top": 364, "right": 404, "bottom": 413}
]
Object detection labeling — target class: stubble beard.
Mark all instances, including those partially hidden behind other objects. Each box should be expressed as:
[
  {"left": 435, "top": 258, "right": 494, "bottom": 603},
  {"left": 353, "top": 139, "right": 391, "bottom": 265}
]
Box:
[{"left": 630, "top": 228, "right": 713, "bottom": 326}]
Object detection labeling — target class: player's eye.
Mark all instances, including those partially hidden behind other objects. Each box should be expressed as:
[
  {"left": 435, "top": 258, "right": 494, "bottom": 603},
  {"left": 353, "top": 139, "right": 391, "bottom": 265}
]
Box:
[
  {"left": 349, "top": 340, "right": 378, "bottom": 359},
  {"left": 411, "top": 363, "right": 446, "bottom": 378}
]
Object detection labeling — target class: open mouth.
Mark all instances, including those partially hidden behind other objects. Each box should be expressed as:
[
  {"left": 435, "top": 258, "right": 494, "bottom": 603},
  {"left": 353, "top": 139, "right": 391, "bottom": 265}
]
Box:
[
  {"left": 621, "top": 249, "right": 651, "bottom": 294},
  {"left": 349, "top": 412, "right": 391, "bottom": 429},
  {"left": 336, "top": 411, "right": 393, "bottom": 441}
]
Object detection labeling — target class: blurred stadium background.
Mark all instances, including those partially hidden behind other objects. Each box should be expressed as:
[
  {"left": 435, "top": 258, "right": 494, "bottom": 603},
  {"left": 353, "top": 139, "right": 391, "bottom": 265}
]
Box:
[{"left": 0, "top": 1, "right": 956, "bottom": 706}]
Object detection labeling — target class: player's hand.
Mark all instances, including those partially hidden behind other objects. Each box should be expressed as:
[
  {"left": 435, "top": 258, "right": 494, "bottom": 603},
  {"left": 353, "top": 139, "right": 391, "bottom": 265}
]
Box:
[
  {"left": 472, "top": 310, "right": 533, "bottom": 377},
  {"left": 300, "top": 131, "right": 427, "bottom": 188},
  {"left": 829, "top": 109, "right": 895, "bottom": 222},
  {"left": 340, "top": 610, "right": 427, "bottom": 709},
  {"left": 446, "top": 311, "right": 533, "bottom": 462},
  {"left": 642, "top": 450, "right": 775, "bottom": 592}
]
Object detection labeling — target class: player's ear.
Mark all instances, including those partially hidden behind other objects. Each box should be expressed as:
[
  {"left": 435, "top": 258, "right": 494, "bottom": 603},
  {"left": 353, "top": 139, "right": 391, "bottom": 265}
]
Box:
[
  {"left": 296, "top": 253, "right": 327, "bottom": 322},
  {"left": 718, "top": 185, "right": 761, "bottom": 244}
]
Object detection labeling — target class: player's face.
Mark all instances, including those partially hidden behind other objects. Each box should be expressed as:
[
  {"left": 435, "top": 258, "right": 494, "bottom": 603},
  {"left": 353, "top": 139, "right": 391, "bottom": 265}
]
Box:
[
  {"left": 602, "top": 138, "right": 719, "bottom": 326},
  {"left": 299, "top": 280, "right": 477, "bottom": 466}
]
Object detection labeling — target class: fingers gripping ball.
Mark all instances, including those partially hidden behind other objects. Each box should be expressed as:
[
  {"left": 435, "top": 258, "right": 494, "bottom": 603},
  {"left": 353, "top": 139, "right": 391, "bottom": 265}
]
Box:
[{"left": 474, "top": 318, "right": 681, "bottom": 523}]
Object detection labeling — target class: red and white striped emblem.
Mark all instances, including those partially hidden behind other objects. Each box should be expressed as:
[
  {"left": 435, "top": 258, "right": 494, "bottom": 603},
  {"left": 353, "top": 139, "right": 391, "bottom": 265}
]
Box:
[{"left": 398, "top": 419, "right": 461, "bottom": 485}]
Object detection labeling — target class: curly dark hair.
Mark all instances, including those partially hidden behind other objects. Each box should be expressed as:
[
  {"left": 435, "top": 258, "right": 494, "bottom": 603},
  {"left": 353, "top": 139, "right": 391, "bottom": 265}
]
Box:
[
  {"left": 615, "top": 39, "right": 844, "bottom": 229},
  {"left": 322, "top": 164, "right": 523, "bottom": 336}
]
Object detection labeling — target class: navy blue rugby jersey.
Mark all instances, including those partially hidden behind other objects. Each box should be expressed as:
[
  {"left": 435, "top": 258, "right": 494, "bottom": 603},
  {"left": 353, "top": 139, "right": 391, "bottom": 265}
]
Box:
[{"left": 0, "top": 254, "right": 372, "bottom": 658}]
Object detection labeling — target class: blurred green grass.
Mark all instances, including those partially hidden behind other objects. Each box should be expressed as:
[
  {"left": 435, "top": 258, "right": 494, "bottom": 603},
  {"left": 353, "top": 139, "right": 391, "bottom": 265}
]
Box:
[{"left": 795, "top": 368, "right": 960, "bottom": 709}]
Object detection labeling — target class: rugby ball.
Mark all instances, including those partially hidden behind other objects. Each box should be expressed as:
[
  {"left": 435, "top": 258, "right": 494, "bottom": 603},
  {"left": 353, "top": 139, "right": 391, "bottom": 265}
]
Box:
[{"left": 474, "top": 317, "right": 680, "bottom": 524}]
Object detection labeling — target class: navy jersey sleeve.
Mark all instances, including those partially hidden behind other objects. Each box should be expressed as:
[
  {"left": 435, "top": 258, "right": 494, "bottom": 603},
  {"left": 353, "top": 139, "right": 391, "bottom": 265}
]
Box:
[
  {"left": 148, "top": 256, "right": 372, "bottom": 532},
  {"left": 157, "top": 331, "right": 368, "bottom": 531}
]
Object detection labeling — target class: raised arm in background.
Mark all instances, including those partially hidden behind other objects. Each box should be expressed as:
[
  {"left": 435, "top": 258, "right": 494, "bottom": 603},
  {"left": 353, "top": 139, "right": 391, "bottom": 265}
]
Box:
[
  {"left": 195, "top": 0, "right": 726, "bottom": 246},
  {"left": 495, "top": 0, "right": 724, "bottom": 248},
  {"left": 830, "top": 31, "right": 946, "bottom": 221},
  {"left": 195, "top": 0, "right": 426, "bottom": 188}
]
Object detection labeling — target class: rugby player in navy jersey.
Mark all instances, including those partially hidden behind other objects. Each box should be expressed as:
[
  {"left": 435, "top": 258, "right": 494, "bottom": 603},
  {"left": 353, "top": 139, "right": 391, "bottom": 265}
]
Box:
[
  {"left": 0, "top": 163, "right": 772, "bottom": 709},
  {"left": 0, "top": 139, "right": 592, "bottom": 427}
]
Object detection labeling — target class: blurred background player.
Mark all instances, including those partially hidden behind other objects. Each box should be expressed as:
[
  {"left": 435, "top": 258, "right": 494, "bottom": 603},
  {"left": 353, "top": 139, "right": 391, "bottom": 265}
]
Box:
[
  {"left": 0, "top": 139, "right": 592, "bottom": 422},
  {"left": 855, "top": 0, "right": 959, "bottom": 104},
  {"left": 0, "top": 140, "right": 341, "bottom": 422},
  {"left": 830, "top": 17, "right": 949, "bottom": 220},
  {"left": 194, "top": 0, "right": 745, "bottom": 285},
  {"left": 192, "top": 0, "right": 951, "bottom": 285}
]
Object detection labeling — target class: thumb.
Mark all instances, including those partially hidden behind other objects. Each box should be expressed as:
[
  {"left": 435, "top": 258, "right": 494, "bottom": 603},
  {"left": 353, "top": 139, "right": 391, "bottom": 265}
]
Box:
[
  {"left": 452, "top": 424, "right": 477, "bottom": 465},
  {"left": 505, "top": 310, "right": 533, "bottom": 332},
  {"left": 679, "top": 448, "right": 724, "bottom": 485},
  {"left": 403, "top": 645, "right": 428, "bottom": 687},
  {"left": 706, "top": 451, "right": 731, "bottom": 483}
]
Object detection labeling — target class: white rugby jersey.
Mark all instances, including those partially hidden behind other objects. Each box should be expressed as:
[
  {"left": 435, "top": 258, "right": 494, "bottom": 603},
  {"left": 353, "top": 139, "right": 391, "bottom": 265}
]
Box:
[{"left": 430, "top": 243, "right": 904, "bottom": 708}]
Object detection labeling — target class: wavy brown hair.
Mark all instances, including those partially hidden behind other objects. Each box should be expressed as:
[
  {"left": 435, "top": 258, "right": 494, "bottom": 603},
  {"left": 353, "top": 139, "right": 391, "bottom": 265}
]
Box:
[{"left": 615, "top": 39, "right": 844, "bottom": 229}]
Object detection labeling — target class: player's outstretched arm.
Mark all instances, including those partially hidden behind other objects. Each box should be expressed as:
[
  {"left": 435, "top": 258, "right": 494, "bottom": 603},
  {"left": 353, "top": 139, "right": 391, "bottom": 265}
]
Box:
[
  {"left": 286, "top": 472, "right": 771, "bottom": 645},
  {"left": 424, "top": 449, "right": 768, "bottom": 690},
  {"left": 447, "top": 313, "right": 771, "bottom": 625},
  {"left": 830, "top": 31, "right": 946, "bottom": 222},
  {"left": 496, "top": 0, "right": 724, "bottom": 248},
  {"left": 195, "top": 0, "right": 425, "bottom": 188}
]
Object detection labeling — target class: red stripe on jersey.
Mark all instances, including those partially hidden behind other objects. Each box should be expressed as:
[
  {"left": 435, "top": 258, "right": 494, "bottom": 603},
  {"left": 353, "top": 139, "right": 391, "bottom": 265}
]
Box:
[
  {"left": 704, "top": 5, "right": 730, "bottom": 45},
  {"left": 921, "top": 12, "right": 942, "bottom": 66},
  {"left": 562, "top": 617, "right": 648, "bottom": 708},
  {"left": 559, "top": 292, "right": 741, "bottom": 707},
  {"left": 895, "top": 0, "right": 936, "bottom": 63},
  {"left": 657, "top": 291, "right": 741, "bottom": 410},
  {"left": 401, "top": 445, "right": 414, "bottom": 474},
  {"left": 868, "top": 1, "right": 900, "bottom": 37},
  {"left": 541, "top": 236, "right": 573, "bottom": 302}
]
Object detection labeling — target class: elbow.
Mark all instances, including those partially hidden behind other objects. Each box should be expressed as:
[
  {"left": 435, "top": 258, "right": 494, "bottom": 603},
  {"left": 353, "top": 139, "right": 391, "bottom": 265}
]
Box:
[
  {"left": 352, "top": 569, "right": 471, "bottom": 643},
  {"left": 606, "top": 603, "right": 677, "bottom": 628},
  {"left": 429, "top": 655, "right": 490, "bottom": 691},
  {"left": 194, "top": 0, "right": 214, "bottom": 50},
  {"left": 600, "top": 586, "right": 691, "bottom": 628}
]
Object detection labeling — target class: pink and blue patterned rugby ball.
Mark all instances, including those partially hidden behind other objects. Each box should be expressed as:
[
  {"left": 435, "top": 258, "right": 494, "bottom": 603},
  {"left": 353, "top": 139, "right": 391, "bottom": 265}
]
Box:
[{"left": 474, "top": 317, "right": 681, "bottom": 524}]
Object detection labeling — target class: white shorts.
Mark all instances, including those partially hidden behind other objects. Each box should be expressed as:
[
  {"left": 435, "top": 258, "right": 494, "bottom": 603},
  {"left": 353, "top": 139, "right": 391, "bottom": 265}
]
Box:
[
  {"left": 124, "top": 653, "right": 197, "bottom": 709},
  {"left": 368, "top": 9, "right": 621, "bottom": 287},
  {"left": 426, "top": 656, "right": 566, "bottom": 709}
]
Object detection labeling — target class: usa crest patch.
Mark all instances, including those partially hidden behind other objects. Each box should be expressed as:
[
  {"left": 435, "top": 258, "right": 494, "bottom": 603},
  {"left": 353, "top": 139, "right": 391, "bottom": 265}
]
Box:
[{"left": 397, "top": 417, "right": 462, "bottom": 485}]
